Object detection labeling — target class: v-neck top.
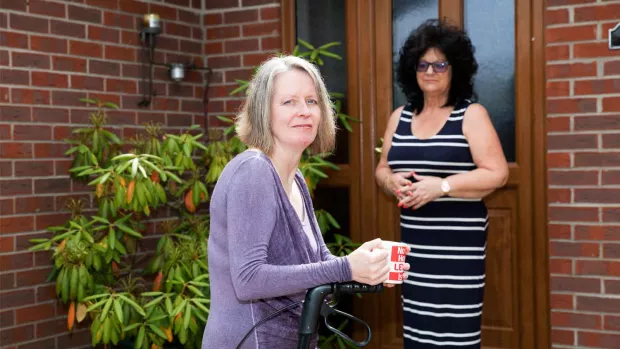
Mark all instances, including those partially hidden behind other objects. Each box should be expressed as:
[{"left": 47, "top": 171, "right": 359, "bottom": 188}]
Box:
[{"left": 203, "top": 150, "right": 351, "bottom": 349}]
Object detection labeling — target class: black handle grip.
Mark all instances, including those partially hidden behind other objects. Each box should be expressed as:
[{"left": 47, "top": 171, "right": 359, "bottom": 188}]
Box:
[{"left": 335, "top": 282, "right": 384, "bottom": 294}]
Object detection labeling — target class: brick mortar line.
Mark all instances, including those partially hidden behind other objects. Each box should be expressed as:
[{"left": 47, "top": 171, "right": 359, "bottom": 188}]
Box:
[
  {"left": 204, "top": 4, "right": 280, "bottom": 14},
  {"left": 550, "top": 326, "right": 620, "bottom": 334},
  {"left": 549, "top": 202, "right": 620, "bottom": 206},
  {"left": 547, "top": 3, "right": 620, "bottom": 10},
  {"left": 550, "top": 291, "right": 620, "bottom": 298},
  {"left": 548, "top": 130, "right": 620, "bottom": 135},
  {"left": 2, "top": 28, "right": 206, "bottom": 45},
  {"left": 205, "top": 18, "right": 281, "bottom": 28},
  {"left": 207, "top": 48, "right": 281, "bottom": 55},
  {"left": 546, "top": 19, "right": 620, "bottom": 29},
  {"left": 548, "top": 95, "right": 620, "bottom": 99},
  {"left": 1, "top": 66, "right": 210, "bottom": 83},
  {"left": 206, "top": 34, "right": 281, "bottom": 42}
]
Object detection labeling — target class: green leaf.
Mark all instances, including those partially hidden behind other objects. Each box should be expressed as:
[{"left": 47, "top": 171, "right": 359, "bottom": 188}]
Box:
[
  {"left": 118, "top": 294, "right": 145, "bottom": 316},
  {"left": 100, "top": 297, "right": 113, "bottom": 321},
  {"left": 123, "top": 323, "right": 141, "bottom": 332},
  {"left": 297, "top": 38, "right": 315, "bottom": 50},
  {"left": 116, "top": 223, "right": 143, "bottom": 238},
  {"left": 103, "top": 102, "right": 119, "bottom": 109},
  {"left": 79, "top": 98, "right": 97, "bottom": 104},
  {"left": 216, "top": 115, "right": 233, "bottom": 123},
  {"left": 183, "top": 303, "right": 191, "bottom": 330},
  {"left": 149, "top": 324, "right": 168, "bottom": 340},
  {"left": 86, "top": 298, "right": 108, "bottom": 312},
  {"left": 113, "top": 299, "right": 124, "bottom": 324}
]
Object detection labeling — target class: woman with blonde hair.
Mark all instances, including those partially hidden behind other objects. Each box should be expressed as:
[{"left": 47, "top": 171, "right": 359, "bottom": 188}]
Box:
[{"left": 202, "top": 55, "right": 409, "bottom": 349}]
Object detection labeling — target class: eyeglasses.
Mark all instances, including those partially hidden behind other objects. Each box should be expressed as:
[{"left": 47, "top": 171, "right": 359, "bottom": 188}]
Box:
[{"left": 417, "top": 61, "right": 449, "bottom": 73}]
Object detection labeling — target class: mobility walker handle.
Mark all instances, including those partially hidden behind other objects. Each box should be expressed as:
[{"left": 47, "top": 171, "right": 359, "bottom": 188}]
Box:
[{"left": 297, "top": 282, "right": 384, "bottom": 349}]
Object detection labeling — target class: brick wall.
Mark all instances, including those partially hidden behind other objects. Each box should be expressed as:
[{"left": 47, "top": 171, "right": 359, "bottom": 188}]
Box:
[
  {"left": 0, "top": 0, "right": 207, "bottom": 348},
  {"left": 546, "top": 0, "right": 620, "bottom": 347},
  {"left": 205, "top": 0, "right": 281, "bottom": 127}
]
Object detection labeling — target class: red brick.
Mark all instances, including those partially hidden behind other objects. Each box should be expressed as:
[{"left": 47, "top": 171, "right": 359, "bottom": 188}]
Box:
[
  {"left": 11, "top": 89, "right": 50, "bottom": 105},
  {"left": 119, "top": 0, "right": 148, "bottom": 14},
  {"left": 547, "top": 117, "right": 570, "bottom": 132},
  {"left": 546, "top": 80, "right": 570, "bottom": 97},
  {"left": 575, "top": 189, "right": 620, "bottom": 204},
  {"left": 575, "top": 114, "right": 620, "bottom": 131},
  {"left": 30, "top": 35, "right": 67, "bottom": 54},
  {"left": 29, "top": 0, "right": 66, "bottom": 18},
  {"left": 34, "top": 178, "right": 71, "bottom": 194},
  {"left": 603, "top": 134, "right": 620, "bottom": 149},
  {"left": 575, "top": 3, "right": 620, "bottom": 22},
  {"left": 545, "top": 9, "right": 569, "bottom": 25},
  {"left": 0, "top": 215, "right": 34, "bottom": 234},
  {"left": 165, "top": 22, "right": 191, "bottom": 37},
  {"left": 549, "top": 224, "right": 571, "bottom": 239},
  {"left": 106, "top": 78, "right": 137, "bottom": 93},
  {"left": 262, "top": 36, "right": 281, "bottom": 51},
  {"left": 576, "top": 225, "right": 620, "bottom": 240},
  {"left": 547, "top": 98, "right": 597, "bottom": 114},
  {"left": 86, "top": 0, "right": 119, "bottom": 9},
  {"left": 0, "top": 104, "right": 16, "bottom": 123},
  {"left": 0, "top": 236, "right": 14, "bottom": 252},
  {"left": 180, "top": 39, "right": 202, "bottom": 54},
  {"left": 605, "top": 315, "right": 620, "bottom": 331},
  {"left": 551, "top": 311, "right": 601, "bottom": 329},
  {"left": 604, "top": 243, "right": 620, "bottom": 258},
  {"left": 34, "top": 143, "right": 69, "bottom": 158},
  {"left": 31, "top": 71, "right": 69, "bottom": 88},
  {"left": 15, "top": 196, "right": 55, "bottom": 214},
  {"left": 206, "top": 0, "right": 238, "bottom": 9},
  {"left": 11, "top": 52, "right": 50, "bottom": 69},
  {"left": 578, "top": 331, "right": 620, "bottom": 347},
  {"left": 69, "top": 40, "right": 102, "bottom": 57},
  {"left": 547, "top": 62, "right": 597, "bottom": 79},
  {"left": 549, "top": 258, "right": 572, "bottom": 274},
  {"left": 242, "top": 0, "right": 278, "bottom": 5},
  {"left": 605, "top": 61, "right": 620, "bottom": 75},
  {"left": 206, "top": 42, "right": 223, "bottom": 54},
  {"left": 10, "top": 13, "right": 48, "bottom": 34},
  {"left": 207, "top": 26, "right": 240, "bottom": 40},
  {"left": 71, "top": 75, "right": 104, "bottom": 91},
  {"left": 550, "top": 241, "right": 599, "bottom": 257},
  {"left": 548, "top": 170, "right": 598, "bottom": 185},
  {"left": 50, "top": 91, "right": 86, "bottom": 107},
  {"left": 0, "top": 324, "right": 34, "bottom": 346},
  {"left": 50, "top": 20, "right": 85, "bottom": 38},
  {"left": 547, "top": 153, "right": 571, "bottom": 168},
  {"left": 121, "top": 29, "right": 140, "bottom": 46},
  {"left": 575, "top": 42, "right": 620, "bottom": 58},
  {"left": 88, "top": 25, "right": 119, "bottom": 43},
  {"left": 575, "top": 79, "right": 620, "bottom": 96},
  {"left": 68, "top": 4, "right": 102, "bottom": 24},
  {"left": 550, "top": 294, "right": 573, "bottom": 310},
  {"left": 15, "top": 303, "right": 54, "bottom": 324},
  {"left": 0, "top": 49, "right": 7, "bottom": 65},
  {"left": 224, "top": 9, "right": 258, "bottom": 24},
  {"left": 548, "top": 188, "right": 570, "bottom": 203},
  {"left": 576, "top": 260, "right": 620, "bottom": 277},
  {"left": 225, "top": 38, "right": 259, "bottom": 53},
  {"left": 0, "top": 31, "right": 28, "bottom": 49},
  {"left": 0, "top": 143, "right": 32, "bottom": 159},
  {"left": 547, "top": 0, "right": 595, "bottom": 5},
  {"left": 105, "top": 44, "right": 135, "bottom": 62},
  {"left": 89, "top": 59, "right": 120, "bottom": 76},
  {"left": 52, "top": 56, "right": 86, "bottom": 72},
  {"left": 15, "top": 267, "right": 53, "bottom": 288},
  {"left": 551, "top": 276, "right": 601, "bottom": 293},
  {"left": 35, "top": 317, "right": 66, "bottom": 339},
  {"left": 551, "top": 329, "right": 574, "bottom": 345},
  {"left": 0, "top": 250, "right": 34, "bottom": 272},
  {"left": 547, "top": 134, "right": 597, "bottom": 150},
  {"left": 35, "top": 212, "right": 71, "bottom": 231},
  {"left": 14, "top": 160, "right": 54, "bottom": 177},
  {"left": 103, "top": 12, "right": 134, "bottom": 29},
  {"left": 0, "top": 69, "right": 29, "bottom": 85},
  {"left": 242, "top": 21, "right": 280, "bottom": 37},
  {"left": 575, "top": 152, "right": 620, "bottom": 167},
  {"left": 205, "top": 13, "right": 222, "bottom": 25},
  {"left": 261, "top": 6, "right": 279, "bottom": 20},
  {"left": 1, "top": 0, "right": 27, "bottom": 11},
  {"left": 604, "top": 97, "right": 620, "bottom": 112},
  {"left": 607, "top": 280, "right": 620, "bottom": 294},
  {"left": 208, "top": 55, "right": 241, "bottom": 69},
  {"left": 546, "top": 25, "right": 597, "bottom": 43}
]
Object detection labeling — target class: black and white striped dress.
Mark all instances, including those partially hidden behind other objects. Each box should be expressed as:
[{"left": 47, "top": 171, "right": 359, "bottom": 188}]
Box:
[{"left": 387, "top": 99, "right": 488, "bottom": 348}]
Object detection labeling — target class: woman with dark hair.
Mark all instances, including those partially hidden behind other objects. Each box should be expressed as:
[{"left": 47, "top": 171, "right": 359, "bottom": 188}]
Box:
[{"left": 375, "top": 19, "right": 508, "bottom": 348}]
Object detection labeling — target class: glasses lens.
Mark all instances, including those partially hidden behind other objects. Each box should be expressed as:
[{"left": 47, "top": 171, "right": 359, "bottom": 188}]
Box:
[
  {"left": 433, "top": 62, "right": 448, "bottom": 73},
  {"left": 417, "top": 62, "right": 429, "bottom": 72}
]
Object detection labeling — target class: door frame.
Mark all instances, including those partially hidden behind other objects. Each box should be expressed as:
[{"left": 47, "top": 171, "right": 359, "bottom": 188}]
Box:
[{"left": 280, "top": 0, "right": 549, "bottom": 347}]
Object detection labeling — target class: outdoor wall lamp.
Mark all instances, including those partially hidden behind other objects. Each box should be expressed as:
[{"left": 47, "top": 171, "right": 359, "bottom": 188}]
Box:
[{"left": 138, "top": 14, "right": 212, "bottom": 107}]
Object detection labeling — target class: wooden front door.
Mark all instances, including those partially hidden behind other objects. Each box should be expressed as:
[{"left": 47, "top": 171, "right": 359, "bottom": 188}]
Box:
[
  {"left": 282, "top": 0, "right": 548, "bottom": 347},
  {"left": 338, "top": 1, "right": 549, "bottom": 348}
]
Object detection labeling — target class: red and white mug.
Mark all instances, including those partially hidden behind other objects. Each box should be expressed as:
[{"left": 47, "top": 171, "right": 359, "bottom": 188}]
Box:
[{"left": 381, "top": 241, "right": 408, "bottom": 284}]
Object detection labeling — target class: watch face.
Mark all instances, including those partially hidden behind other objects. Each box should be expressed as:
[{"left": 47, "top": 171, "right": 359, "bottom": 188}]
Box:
[{"left": 441, "top": 180, "right": 450, "bottom": 193}]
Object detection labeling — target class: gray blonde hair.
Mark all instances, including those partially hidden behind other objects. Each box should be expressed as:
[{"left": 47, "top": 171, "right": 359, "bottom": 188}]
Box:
[{"left": 235, "top": 55, "right": 336, "bottom": 155}]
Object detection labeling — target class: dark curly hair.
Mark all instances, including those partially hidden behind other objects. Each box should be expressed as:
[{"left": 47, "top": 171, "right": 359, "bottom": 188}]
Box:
[{"left": 397, "top": 19, "right": 478, "bottom": 113}]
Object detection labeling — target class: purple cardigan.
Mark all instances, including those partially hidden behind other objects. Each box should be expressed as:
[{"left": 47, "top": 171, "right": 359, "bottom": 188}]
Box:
[{"left": 202, "top": 150, "right": 352, "bottom": 349}]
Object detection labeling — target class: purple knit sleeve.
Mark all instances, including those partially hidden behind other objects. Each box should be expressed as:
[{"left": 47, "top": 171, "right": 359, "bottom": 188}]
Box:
[{"left": 225, "top": 157, "right": 352, "bottom": 301}]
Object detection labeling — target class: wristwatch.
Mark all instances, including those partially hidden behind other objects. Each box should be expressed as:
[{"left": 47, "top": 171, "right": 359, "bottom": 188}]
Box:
[{"left": 440, "top": 179, "right": 451, "bottom": 196}]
